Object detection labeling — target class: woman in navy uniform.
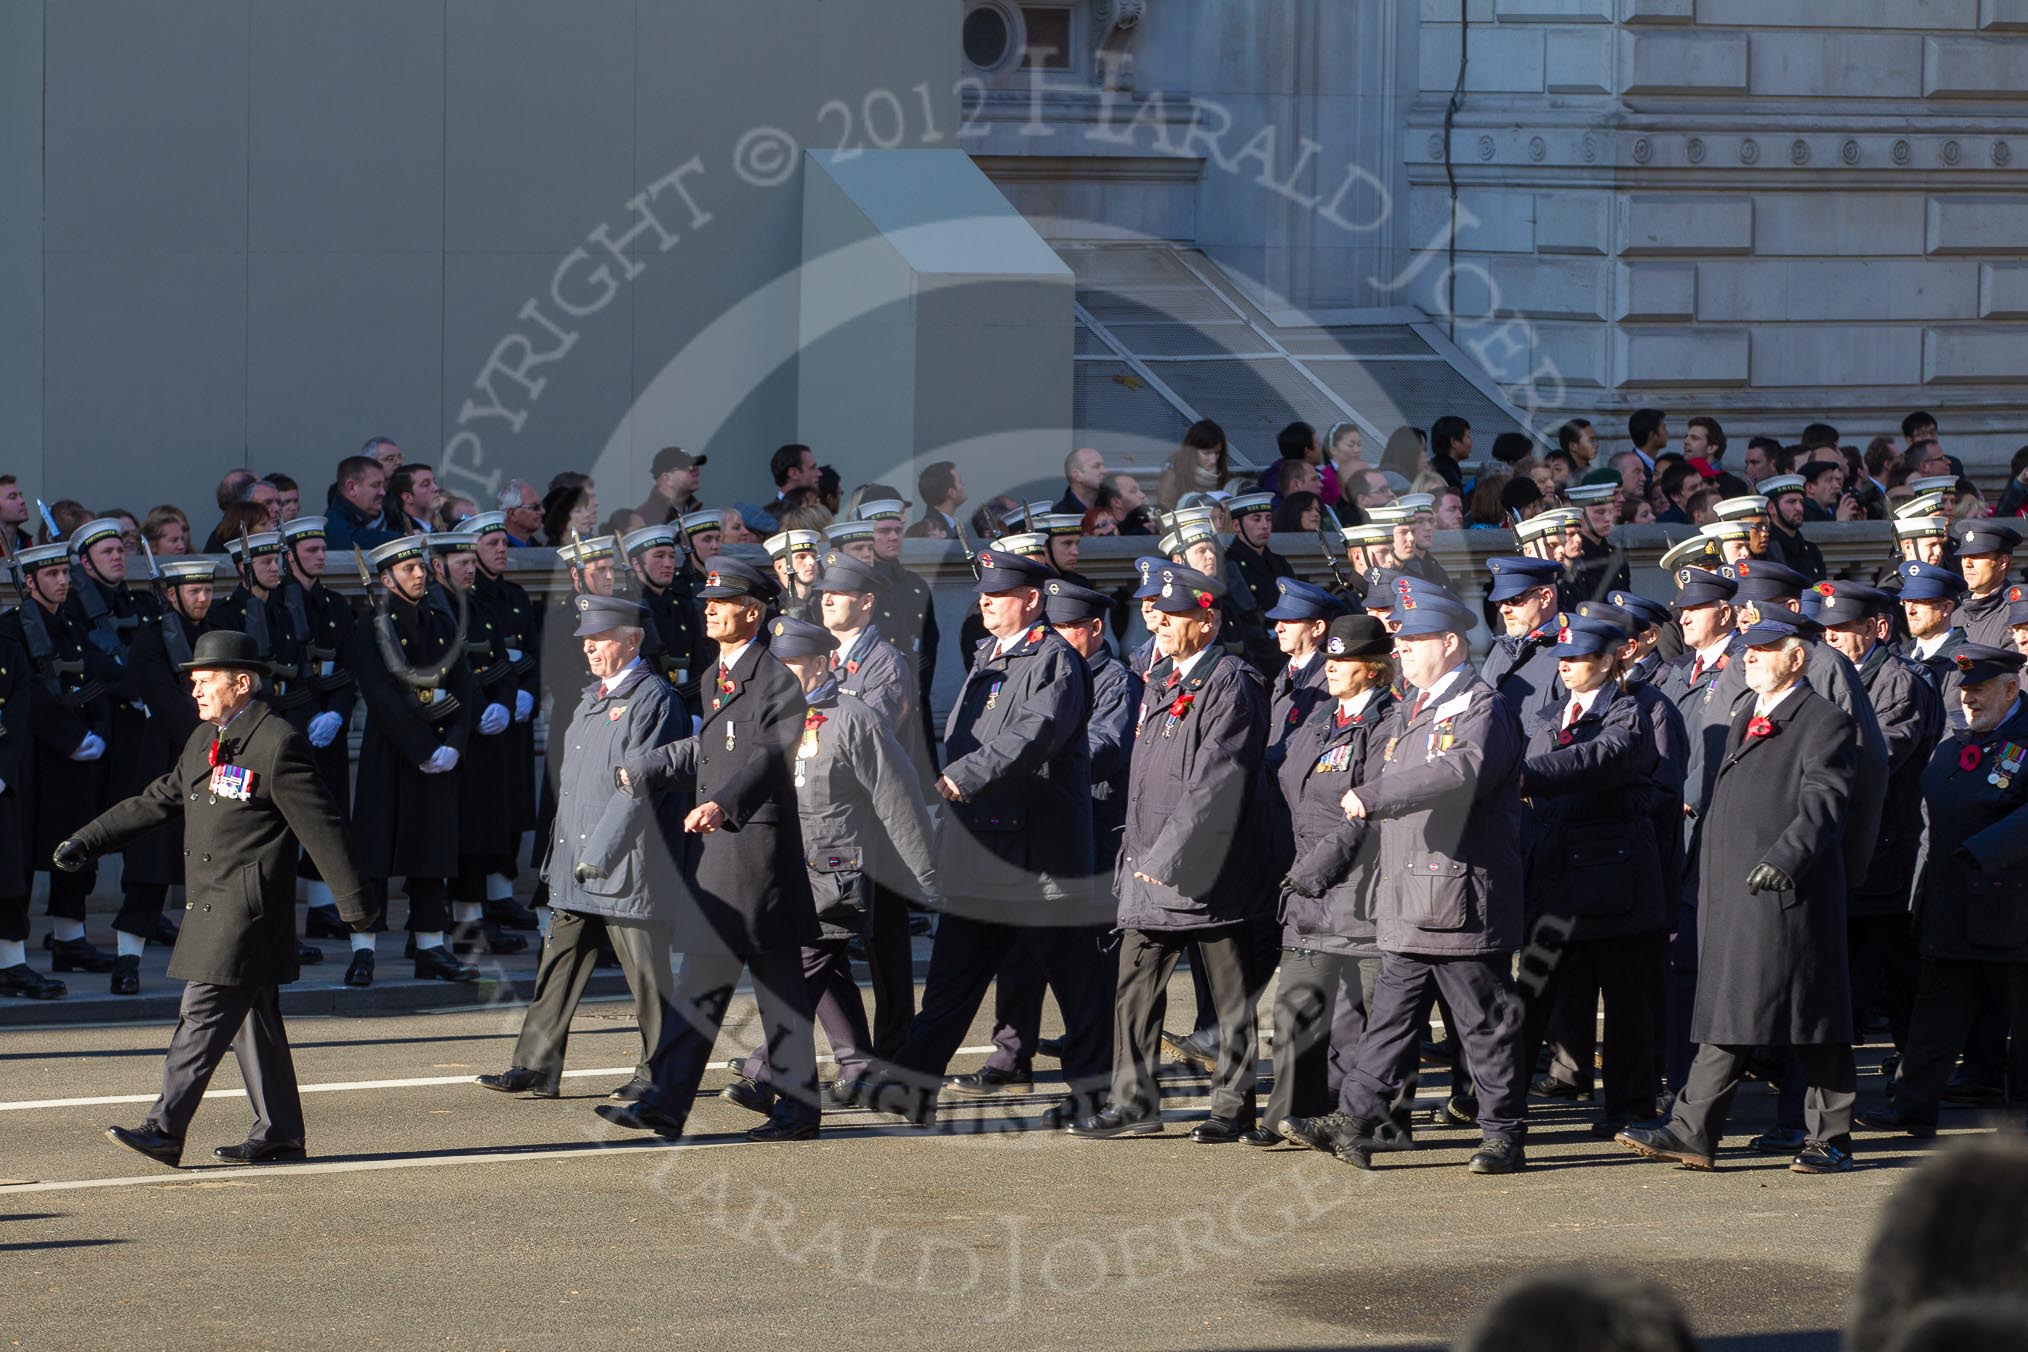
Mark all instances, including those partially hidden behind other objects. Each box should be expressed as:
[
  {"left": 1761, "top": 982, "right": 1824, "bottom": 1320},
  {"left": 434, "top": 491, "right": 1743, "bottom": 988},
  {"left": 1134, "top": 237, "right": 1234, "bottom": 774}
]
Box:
[
  {"left": 1514, "top": 611, "right": 1668, "bottom": 1139},
  {"left": 1860, "top": 644, "right": 2028, "bottom": 1137},
  {"left": 1264, "top": 614, "right": 1404, "bottom": 1145},
  {"left": 1070, "top": 564, "right": 1271, "bottom": 1143}
]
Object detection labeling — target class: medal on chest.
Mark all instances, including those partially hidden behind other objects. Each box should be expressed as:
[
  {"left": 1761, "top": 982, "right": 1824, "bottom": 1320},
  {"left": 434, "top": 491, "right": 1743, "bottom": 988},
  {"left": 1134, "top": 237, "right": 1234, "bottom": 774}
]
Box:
[
  {"left": 1988, "top": 740, "right": 2026, "bottom": 789},
  {"left": 1313, "top": 743, "right": 1352, "bottom": 775},
  {"left": 1164, "top": 691, "right": 1195, "bottom": 738},
  {"left": 795, "top": 711, "right": 825, "bottom": 787},
  {"left": 208, "top": 764, "right": 255, "bottom": 802},
  {"left": 983, "top": 676, "right": 1004, "bottom": 712}
]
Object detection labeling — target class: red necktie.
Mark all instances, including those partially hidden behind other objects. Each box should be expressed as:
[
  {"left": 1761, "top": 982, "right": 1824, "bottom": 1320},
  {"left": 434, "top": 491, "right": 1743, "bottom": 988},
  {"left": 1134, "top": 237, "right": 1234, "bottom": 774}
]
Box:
[
  {"left": 1411, "top": 692, "right": 1428, "bottom": 720},
  {"left": 829, "top": 652, "right": 840, "bottom": 672},
  {"left": 1166, "top": 671, "right": 1180, "bottom": 690},
  {"left": 1565, "top": 700, "right": 1581, "bottom": 730},
  {"left": 1689, "top": 655, "right": 1704, "bottom": 683}
]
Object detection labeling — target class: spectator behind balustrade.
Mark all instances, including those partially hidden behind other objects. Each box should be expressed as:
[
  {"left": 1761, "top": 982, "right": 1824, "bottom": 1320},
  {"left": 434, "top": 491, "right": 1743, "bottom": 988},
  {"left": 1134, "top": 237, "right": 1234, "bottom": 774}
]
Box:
[
  {"left": 141, "top": 505, "right": 191, "bottom": 556},
  {"left": 541, "top": 476, "right": 600, "bottom": 547},
  {"left": 41, "top": 498, "right": 90, "bottom": 545},
  {"left": 263, "top": 472, "right": 301, "bottom": 524},
  {"left": 1377, "top": 424, "right": 1427, "bottom": 485},
  {"left": 324, "top": 454, "right": 396, "bottom": 552},
  {"left": 1156, "top": 420, "right": 1229, "bottom": 509}
]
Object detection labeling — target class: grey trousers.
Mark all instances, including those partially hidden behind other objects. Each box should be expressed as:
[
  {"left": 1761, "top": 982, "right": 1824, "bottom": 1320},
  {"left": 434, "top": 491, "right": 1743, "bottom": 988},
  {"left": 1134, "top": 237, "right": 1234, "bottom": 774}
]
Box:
[
  {"left": 1670, "top": 1041, "right": 1855, "bottom": 1154},
  {"left": 150, "top": 981, "right": 303, "bottom": 1146},
  {"left": 510, "top": 909, "right": 673, "bottom": 1093}
]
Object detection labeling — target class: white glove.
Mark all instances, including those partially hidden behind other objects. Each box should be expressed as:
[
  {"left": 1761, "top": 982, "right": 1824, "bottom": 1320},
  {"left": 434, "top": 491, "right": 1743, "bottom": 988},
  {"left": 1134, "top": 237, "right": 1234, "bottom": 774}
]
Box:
[
  {"left": 421, "top": 745, "right": 460, "bottom": 775},
  {"left": 505, "top": 648, "right": 525, "bottom": 664},
  {"left": 306, "top": 711, "right": 343, "bottom": 748},
  {"left": 513, "top": 689, "right": 535, "bottom": 723},
  {"left": 70, "top": 732, "right": 105, "bottom": 762},
  {"left": 478, "top": 703, "right": 510, "bottom": 736}
]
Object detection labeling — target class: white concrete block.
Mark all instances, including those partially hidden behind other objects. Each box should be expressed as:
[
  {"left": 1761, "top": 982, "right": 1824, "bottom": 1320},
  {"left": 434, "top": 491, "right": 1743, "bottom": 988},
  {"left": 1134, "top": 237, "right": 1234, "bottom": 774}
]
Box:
[
  {"left": 1696, "top": 260, "right": 1980, "bottom": 322},
  {"left": 1620, "top": 195, "right": 1753, "bottom": 256},
  {"left": 1536, "top": 192, "right": 1611, "bottom": 254},
  {"left": 1545, "top": 29, "right": 1614, "bottom": 92},
  {"left": 1752, "top": 195, "right": 1927, "bottom": 257},
  {"left": 1418, "top": 27, "right": 1547, "bottom": 93},
  {"left": 1749, "top": 326, "right": 1924, "bottom": 388},
  {"left": 1614, "top": 326, "right": 1750, "bottom": 387},
  {"left": 1421, "top": 0, "right": 1497, "bottom": 21},
  {"left": 1616, "top": 262, "right": 1697, "bottom": 321},
  {"left": 1531, "top": 324, "right": 1609, "bottom": 389},
  {"left": 1927, "top": 196, "right": 2028, "bottom": 256},
  {"left": 1496, "top": 0, "right": 1612, "bottom": 20},
  {"left": 1982, "top": 0, "right": 2028, "bottom": 30},
  {"left": 1412, "top": 186, "right": 1536, "bottom": 254},
  {"left": 1620, "top": 30, "right": 1749, "bottom": 95},
  {"left": 1980, "top": 263, "right": 2028, "bottom": 318},
  {"left": 1924, "top": 325, "right": 2028, "bottom": 382},
  {"left": 1695, "top": 0, "right": 1978, "bottom": 28},
  {"left": 1925, "top": 35, "right": 2028, "bottom": 96},
  {"left": 1749, "top": 33, "right": 1924, "bottom": 98},
  {"left": 1489, "top": 257, "right": 1610, "bottom": 321}
]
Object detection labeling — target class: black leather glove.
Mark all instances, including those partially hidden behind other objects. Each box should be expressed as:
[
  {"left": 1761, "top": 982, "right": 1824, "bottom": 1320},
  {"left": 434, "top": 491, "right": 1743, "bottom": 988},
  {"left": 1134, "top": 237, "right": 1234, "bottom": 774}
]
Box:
[
  {"left": 1281, "top": 873, "right": 1321, "bottom": 900},
  {"left": 573, "top": 861, "right": 605, "bottom": 885},
  {"left": 52, "top": 838, "right": 90, "bottom": 874},
  {"left": 1745, "top": 863, "right": 1793, "bottom": 895}
]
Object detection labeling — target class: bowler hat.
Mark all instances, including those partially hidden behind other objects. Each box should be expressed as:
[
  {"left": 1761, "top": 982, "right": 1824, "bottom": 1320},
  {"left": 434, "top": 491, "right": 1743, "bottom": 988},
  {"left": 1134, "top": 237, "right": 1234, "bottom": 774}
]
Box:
[{"left": 179, "top": 629, "right": 272, "bottom": 676}]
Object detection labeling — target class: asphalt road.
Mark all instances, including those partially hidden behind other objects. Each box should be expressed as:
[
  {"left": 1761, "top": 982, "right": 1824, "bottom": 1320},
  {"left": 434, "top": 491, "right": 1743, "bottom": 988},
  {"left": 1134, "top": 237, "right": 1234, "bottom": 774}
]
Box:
[{"left": 0, "top": 978, "right": 1989, "bottom": 1351}]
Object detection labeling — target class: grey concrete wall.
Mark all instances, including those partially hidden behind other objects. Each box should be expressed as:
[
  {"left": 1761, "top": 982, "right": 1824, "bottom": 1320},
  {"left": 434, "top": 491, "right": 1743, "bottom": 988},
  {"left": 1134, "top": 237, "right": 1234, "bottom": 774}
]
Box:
[{"left": 5, "top": 0, "right": 961, "bottom": 520}]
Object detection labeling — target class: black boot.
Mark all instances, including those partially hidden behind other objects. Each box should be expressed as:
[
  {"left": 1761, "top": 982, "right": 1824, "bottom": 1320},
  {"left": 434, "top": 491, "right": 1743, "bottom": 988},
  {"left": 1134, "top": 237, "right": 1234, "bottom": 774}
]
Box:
[
  {"left": 110, "top": 954, "right": 141, "bottom": 996},
  {"left": 46, "top": 935, "right": 114, "bottom": 973},
  {"left": 0, "top": 963, "right": 65, "bottom": 999}
]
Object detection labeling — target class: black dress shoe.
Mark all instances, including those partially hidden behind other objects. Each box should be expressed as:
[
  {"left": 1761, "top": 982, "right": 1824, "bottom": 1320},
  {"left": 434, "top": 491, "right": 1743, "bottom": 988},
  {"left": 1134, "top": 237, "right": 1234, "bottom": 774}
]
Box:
[
  {"left": 608, "top": 1076, "right": 654, "bottom": 1103},
  {"left": 1468, "top": 1138, "right": 1525, "bottom": 1174},
  {"left": 1790, "top": 1138, "right": 1856, "bottom": 1174},
  {"left": 1747, "top": 1126, "right": 1808, "bottom": 1155},
  {"left": 213, "top": 1140, "right": 307, "bottom": 1164},
  {"left": 0, "top": 964, "right": 65, "bottom": 1000},
  {"left": 1877, "top": 1052, "right": 1901, "bottom": 1078},
  {"left": 484, "top": 899, "right": 540, "bottom": 931},
  {"left": 413, "top": 944, "right": 480, "bottom": 983},
  {"left": 1528, "top": 1073, "right": 1593, "bottom": 1101},
  {"left": 105, "top": 1121, "right": 183, "bottom": 1167},
  {"left": 1615, "top": 1124, "right": 1714, "bottom": 1170},
  {"left": 149, "top": 915, "right": 181, "bottom": 946},
  {"left": 47, "top": 935, "right": 114, "bottom": 974},
  {"left": 110, "top": 954, "right": 140, "bottom": 996},
  {"left": 745, "top": 1117, "right": 820, "bottom": 1143},
  {"left": 823, "top": 1078, "right": 866, "bottom": 1110},
  {"left": 1066, "top": 1104, "right": 1162, "bottom": 1139},
  {"left": 1160, "top": 1030, "right": 1217, "bottom": 1074},
  {"left": 1034, "top": 1037, "right": 1065, "bottom": 1060},
  {"left": 1853, "top": 1104, "right": 1937, "bottom": 1138},
  {"left": 343, "top": 950, "right": 374, "bottom": 987},
  {"left": 297, "top": 942, "right": 324, "bottom": 966},
  {"left": 595, "top": 1100, "right": 686, "bottom": 1139},
  {"left": 945, "top": 1065, "right": 1033, "bottom": 1097},
  {"left": 720, "top": 1077, "right": 777, "bottom": 1116},
  {"left": 1190, "top": 1116, "right": 1249, "bottom": 1144},
  {"left": 303, "top": 907, "right": 350, "bottom": 940},
  {"left": 476, "top": 1068, "right": 559, "bottom": 1099},
  {"left": 1037, "top": 1097, "right": 1086, "bottom": 1131},
  {"left": 1240, "top": 1127, "right": 1281, "bottom": 1147}
]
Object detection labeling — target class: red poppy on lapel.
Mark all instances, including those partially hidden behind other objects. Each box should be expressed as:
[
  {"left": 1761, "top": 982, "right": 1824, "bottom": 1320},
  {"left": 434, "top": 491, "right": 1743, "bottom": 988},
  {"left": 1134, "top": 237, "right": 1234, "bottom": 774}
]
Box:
[
  {"left": 1746, "top": 716, "right": 1775, "bottom": 740},
  {"left": 1961, "top": 744, "right": 1984, "bottom": 772}
]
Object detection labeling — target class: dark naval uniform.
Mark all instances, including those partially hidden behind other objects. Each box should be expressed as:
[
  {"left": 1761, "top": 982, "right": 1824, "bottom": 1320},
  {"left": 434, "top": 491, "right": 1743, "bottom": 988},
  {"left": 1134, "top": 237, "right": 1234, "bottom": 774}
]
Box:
[
  {"left": 1875, "top": 657, "right": 2028, "bottom": 1130},
  {"left": 3, "top": 583, "right": 119, "bottom": 947},
  {"left": 282, "top": 553, "right": 361, "bottom": 920},
  {"left": 68, "top": 658, "right": 374, "bottom": 1162},
  {"left": 115, "top": 603, "right": 207, "bottom": 944},
  {"left": 1847, "top": 633, "right": 1944, "bottom": 1051},
  {"left": 467, "top": 552, "right": 541, "bottom": 912},
  {"left": 346, "top": 585, "right": 478, "bottom": 940},
  {"left": 871, "top": 555, "right": 941, "bottom": 755},
  {"left": 0, "top": 632, "right": 39, "bottom": 977},
  {"left": 447, "top": 567, "right": 530, "bottom": 917},
  {"left": 1226, "top": 536, "right": 1295, "bottom": 621}
]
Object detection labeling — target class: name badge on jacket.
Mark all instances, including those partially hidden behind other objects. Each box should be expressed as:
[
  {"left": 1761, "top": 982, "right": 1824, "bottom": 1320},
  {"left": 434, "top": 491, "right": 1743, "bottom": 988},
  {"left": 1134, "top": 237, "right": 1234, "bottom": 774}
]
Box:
[{"left": 210, "top": 764, "right": 256, "bottom": 801}]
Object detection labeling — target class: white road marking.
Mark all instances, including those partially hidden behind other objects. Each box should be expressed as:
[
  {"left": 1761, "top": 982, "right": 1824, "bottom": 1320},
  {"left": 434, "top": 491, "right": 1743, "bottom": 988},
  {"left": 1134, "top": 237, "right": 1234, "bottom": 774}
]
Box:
[
  {"left": 0, "top": 1045, "right": 1005, "bottom": 1113},
  {"left": 0, "top": 1136, "right": 757, "bottom": 1194}
]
